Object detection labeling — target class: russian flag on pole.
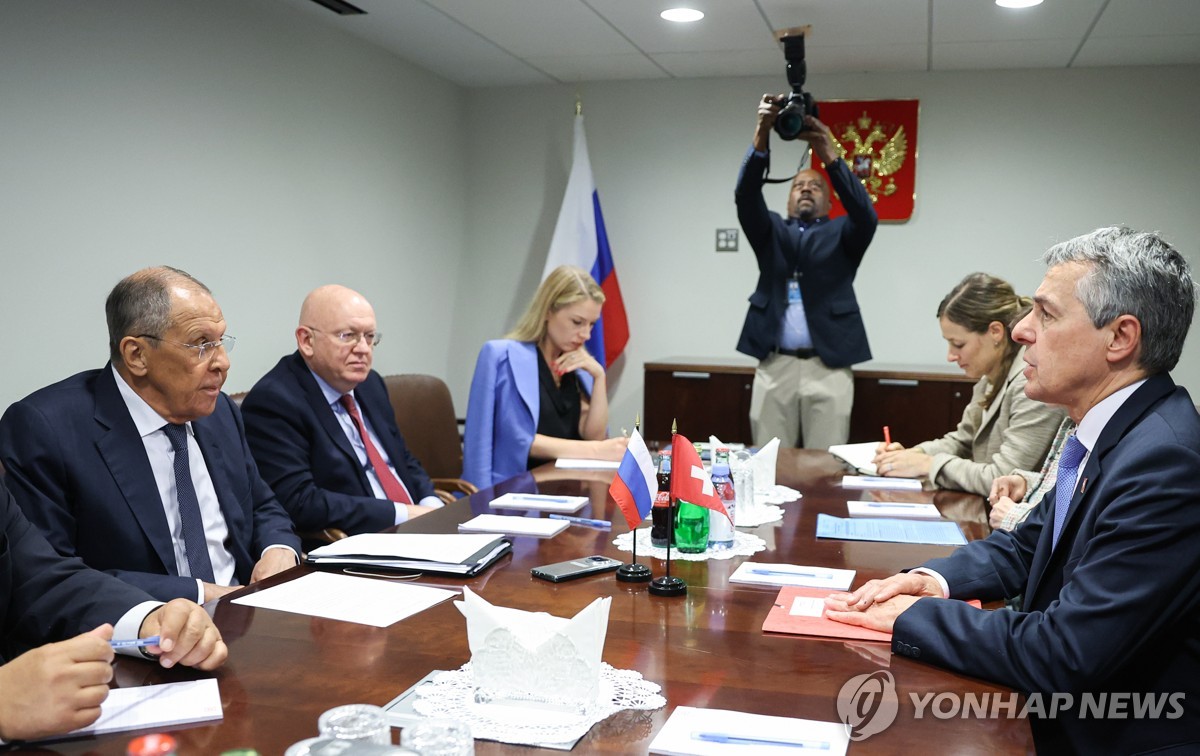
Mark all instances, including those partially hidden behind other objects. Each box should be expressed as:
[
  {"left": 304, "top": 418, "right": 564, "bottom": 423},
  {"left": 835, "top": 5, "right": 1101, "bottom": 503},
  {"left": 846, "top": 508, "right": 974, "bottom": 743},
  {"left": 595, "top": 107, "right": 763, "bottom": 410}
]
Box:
[
  {"left": 543, "top": 114, "right": 630, "bottom": 368},
  {"left": 608, "top": 429, "right": 657, "bottom": 530}
]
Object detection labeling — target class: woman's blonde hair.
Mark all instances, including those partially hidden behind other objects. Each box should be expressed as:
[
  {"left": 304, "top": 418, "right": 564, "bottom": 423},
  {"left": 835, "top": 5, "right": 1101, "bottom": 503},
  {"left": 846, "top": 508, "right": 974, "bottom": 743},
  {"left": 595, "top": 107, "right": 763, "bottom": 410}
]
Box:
[
  {"left": 937, "top": 272, "right": 1033, "bottom": 409},
  {"left": 507, "top": 265, "right": 605, "bottom": 343}
]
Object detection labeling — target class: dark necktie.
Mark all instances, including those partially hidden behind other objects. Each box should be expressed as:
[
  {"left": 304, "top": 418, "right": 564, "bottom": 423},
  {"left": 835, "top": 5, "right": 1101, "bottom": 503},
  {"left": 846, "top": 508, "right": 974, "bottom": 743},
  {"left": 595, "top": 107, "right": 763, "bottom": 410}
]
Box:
[
  {"left": 339, "top": 394, "right": 413, "bottom": 505},
  {"left": 162, "top": 423, "right": 216, "bottom": 583},
  {"left": 1051, "top": 434, "right": 1088, "bottom": 549}
]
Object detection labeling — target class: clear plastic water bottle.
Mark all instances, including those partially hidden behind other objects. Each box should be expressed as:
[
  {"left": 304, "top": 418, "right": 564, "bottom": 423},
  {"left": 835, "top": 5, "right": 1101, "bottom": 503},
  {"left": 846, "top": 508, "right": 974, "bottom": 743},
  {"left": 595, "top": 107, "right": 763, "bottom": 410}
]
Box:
[{"left": 707, "top": 463, "right": 736, "bottom": 551}]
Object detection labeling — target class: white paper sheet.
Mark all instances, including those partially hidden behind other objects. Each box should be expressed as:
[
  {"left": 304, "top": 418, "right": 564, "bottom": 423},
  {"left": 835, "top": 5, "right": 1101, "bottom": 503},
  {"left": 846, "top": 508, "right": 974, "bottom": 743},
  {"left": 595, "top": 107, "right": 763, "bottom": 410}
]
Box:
[
  {"left": 554, "top": 458, "right": 621, "bottom": 470},
  {"left": 728, "top": 561, "right": 855, "bottom": 590},
  {"left": 489, "top": 492, "right": 588, "bottom": 513},
  {"left": 649, "top": 706, "right": 849, "bottom": 755},
  {"left": 458, "top": 514, "right": 568, "bottom": 538},
  {"left": 842, "top": 474, "right": 923, "bottom": 492},
  {"left": 61, "top": 679, "right": 222, "bottom": 739},
  {"left": 847, "top": 500, "right": 941, "bottom": 519},
  {"left": 828, "top": 441, "right": 879, "bottom": 475},
  {"left": 231, "top": 572, "right": 457, "bottom": 627}
]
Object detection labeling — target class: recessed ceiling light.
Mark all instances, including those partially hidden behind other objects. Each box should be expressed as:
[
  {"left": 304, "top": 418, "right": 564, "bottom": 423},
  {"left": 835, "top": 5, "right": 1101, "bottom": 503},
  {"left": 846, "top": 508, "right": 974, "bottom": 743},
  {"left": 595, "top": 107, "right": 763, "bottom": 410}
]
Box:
[
  {"left": 995, "top": 0, "right": 1043, "bottom": 8},
  {"left": 661, "top": 8, "right": 704, "bottom": 23}
]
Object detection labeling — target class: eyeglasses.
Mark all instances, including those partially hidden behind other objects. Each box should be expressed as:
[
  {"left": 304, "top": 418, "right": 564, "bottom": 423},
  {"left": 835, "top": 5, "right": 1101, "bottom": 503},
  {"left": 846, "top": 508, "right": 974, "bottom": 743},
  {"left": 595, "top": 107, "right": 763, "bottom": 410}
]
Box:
[
  {"left": 139, "top": 334, "right": 236, "bottom": 362},
  {"left": 305, "top": 327, "right": 382, "bottom": 347}
]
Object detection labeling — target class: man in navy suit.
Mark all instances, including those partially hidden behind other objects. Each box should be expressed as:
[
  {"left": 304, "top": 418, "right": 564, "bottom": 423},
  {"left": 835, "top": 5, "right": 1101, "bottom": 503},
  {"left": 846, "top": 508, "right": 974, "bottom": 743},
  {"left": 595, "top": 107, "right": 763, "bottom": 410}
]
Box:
[
  {"left": 735, "top": 94, "right": 878, "bottom": 449},
  {"left": 0, "top": 267, "right": 300, "bottom": 604},
  {"left": 0, "top": 478, "right": 227, "bottom": 742},
  {"left": 241, "top": 285, "right": 440, "bottom": 537},
  {"left": 826, "top": 228, "right": 1200, "bottom": 753}
]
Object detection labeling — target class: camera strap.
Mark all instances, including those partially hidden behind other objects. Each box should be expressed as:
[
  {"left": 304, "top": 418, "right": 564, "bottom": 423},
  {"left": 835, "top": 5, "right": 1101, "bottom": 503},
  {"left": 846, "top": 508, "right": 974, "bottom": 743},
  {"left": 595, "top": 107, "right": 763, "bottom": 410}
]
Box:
[{"left": 763, "top": 149, "right": 812, "bottom": 184}]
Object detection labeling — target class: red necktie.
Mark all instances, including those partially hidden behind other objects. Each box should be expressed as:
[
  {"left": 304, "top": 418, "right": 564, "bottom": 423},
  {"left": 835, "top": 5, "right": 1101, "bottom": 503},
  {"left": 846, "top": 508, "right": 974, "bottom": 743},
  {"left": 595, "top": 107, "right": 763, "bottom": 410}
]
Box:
[{"left": 339, "top": 394, "right": 413, "bottom": 505}]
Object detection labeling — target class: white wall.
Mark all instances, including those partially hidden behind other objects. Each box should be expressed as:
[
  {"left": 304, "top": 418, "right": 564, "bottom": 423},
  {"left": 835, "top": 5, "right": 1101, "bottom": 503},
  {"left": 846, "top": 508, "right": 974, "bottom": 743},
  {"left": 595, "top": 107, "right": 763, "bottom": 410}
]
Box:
[
  {"left": 1, "top": 1, "right": 1196, "bottom": 431},
  {"left": 452, "top": 66, "right": 1200, "bottom": 429},
  {"left": 0, "top": 0, "right": 465, "bottom": 408}
]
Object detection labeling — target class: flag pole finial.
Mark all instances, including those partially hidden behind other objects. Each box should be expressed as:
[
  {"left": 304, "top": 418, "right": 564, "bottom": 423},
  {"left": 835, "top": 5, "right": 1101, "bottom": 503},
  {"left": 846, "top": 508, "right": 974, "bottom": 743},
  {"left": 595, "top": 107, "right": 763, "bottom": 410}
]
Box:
[
  {"left": 634, "top": 413, "right": 641, "bottom": 433},
  {"left": 575, "top": 94, "right": 582, "bottom": 116},
  {"left": 671, "top": 418, "right": 677, "bottom": 435}
]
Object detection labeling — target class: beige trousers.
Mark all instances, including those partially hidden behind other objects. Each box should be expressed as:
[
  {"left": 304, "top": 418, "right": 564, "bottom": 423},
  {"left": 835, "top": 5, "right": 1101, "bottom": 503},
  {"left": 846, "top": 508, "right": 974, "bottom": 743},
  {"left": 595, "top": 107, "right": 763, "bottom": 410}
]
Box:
[{"left": 750, "top": 352, "right": 853, "bottom": 449}]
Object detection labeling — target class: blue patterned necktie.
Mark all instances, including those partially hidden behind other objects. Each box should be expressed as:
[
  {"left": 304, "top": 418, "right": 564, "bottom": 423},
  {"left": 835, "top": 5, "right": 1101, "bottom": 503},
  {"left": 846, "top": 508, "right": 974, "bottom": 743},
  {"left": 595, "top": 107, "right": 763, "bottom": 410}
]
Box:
[
  {"left": 1051, "top": 434, "right": 1088, "bottom": 549},
  {"left": 162, "top": 423, "right": 216, "bottom": 583}
]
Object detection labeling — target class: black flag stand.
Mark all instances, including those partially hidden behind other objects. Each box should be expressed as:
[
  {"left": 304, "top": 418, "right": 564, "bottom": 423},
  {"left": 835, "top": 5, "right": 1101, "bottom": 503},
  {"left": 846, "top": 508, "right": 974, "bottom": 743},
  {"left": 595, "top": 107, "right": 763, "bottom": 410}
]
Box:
[
  {"left": 616, "top": 415, "right": 653, "bottom": 583},
  {"left": 649, "top": 420, "right": 686, "bottom": 597}
]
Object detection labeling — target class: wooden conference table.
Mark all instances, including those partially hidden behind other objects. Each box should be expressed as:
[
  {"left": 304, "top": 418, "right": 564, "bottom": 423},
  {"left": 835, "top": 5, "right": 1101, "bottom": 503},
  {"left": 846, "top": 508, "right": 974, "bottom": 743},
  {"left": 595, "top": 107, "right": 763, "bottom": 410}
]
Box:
[{"left": 46, "top": 450, "right": 1033, "bottom": 754}]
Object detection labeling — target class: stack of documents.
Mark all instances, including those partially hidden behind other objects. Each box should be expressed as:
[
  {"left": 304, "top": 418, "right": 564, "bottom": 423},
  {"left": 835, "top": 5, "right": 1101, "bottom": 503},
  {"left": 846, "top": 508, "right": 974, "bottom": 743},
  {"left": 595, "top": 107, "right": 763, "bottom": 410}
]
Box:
[
  {"left": 306, "top": 533, "right": 511, "bottom": 576},
  {"left": 458, "top": 514, "right": 568, "bottom": 538},
  {"left": 232, "top": 572, "right": 457, "bottom": 627},
  {"left": 847, "top": 500, "right": 941, "bottom": 519},
  {"left": 728, "top": 562, "right": 855, "bottom": 590},
  {"left": 50, "top": 679, "right": 223, "bottom": 742},
  {"left": 828, "top": 441, "right": 879, "bottom": 475},
  {"left": 489, "top": 492, "right": 588, "bottom": 513},
  {"left": 816, "top": 513, "right": 966, "bottom": 546},
  {"left": 649, "top": 705, "right": 849, "bottom": 755}
]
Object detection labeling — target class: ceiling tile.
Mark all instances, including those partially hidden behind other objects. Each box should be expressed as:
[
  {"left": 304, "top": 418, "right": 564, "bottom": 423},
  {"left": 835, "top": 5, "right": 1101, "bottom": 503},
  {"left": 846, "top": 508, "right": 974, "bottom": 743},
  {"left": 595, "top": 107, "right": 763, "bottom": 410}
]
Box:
[
  {"left": 427, "top": 0, "right": 638, "bottom": 57},
  {"left": 759, "top": 0, "right": 929, "bottom": 48},
  {"left": 807, "top": 44, "right": 929, "bottom": 74},
  {"left": 933, "top": 0, "right": 1106, "bottom": 43},
  {"left": 587, "top": 0, "right": 774, "bottom": 54},
  {"left": 651, "top": 48, "right": 781, "bottom": 78},
  {"left": 933, "top": 39, "right": 1077, "bottom": 70},
  {"left": 1073, "top": 34, "right": 1200, "bottom": 67},
  {"left": 1090, "top": 0, "right": 1200, "bottom": 37},
  {"left": 525, "top": 53, "right": 670, "bottom": 82}
]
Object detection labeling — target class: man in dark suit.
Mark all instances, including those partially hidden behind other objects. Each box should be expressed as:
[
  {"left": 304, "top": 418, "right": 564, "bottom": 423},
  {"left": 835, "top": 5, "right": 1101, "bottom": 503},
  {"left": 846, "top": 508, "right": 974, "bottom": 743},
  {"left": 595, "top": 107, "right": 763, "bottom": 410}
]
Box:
[
  {"left": 0, "top": 267, "right": 299, "bottom": 604},
  {"left": 0, "top": 478, "right": 227, "bottom": 742},
  {"left": 826, "top": 228, "right": 1200, "bottom": 753},
  {"left": 241, "top": 285, "right": 440, "bottom": 536},
  {"left": 735, "top": 94, "right": 878, "bottom": 449}
]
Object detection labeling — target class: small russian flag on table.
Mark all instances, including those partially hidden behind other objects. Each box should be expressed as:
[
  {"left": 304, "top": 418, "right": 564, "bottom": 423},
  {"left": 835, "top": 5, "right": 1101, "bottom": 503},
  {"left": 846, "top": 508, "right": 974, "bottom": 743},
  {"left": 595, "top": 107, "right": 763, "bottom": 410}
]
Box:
[{"left": 608, "top": 430, "right": 657, "bottom": 530}]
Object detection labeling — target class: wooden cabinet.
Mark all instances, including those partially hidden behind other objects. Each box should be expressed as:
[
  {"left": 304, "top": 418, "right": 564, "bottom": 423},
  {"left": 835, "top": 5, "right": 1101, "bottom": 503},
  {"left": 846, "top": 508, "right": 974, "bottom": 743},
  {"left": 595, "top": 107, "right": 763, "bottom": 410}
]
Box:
[
  {"left": 848, "top": 364, "right": 975, "bottom": 446},
  {"left": 643, "top": 358, "right": 975, "bottom": 446}
]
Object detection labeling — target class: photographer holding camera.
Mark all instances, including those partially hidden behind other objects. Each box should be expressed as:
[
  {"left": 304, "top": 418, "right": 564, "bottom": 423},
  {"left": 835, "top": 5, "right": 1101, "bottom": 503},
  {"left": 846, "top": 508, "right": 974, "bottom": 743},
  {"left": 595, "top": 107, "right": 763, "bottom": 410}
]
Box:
[{"left": 734, "top": 88, "right": 878, "bottom": 449}]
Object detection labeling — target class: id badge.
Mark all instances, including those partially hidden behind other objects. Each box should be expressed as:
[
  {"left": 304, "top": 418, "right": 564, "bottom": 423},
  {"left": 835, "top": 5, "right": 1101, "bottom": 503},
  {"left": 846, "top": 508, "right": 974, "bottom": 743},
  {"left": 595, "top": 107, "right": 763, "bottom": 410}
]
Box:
[{"left": 787, "top": 277, "right": 802, "bottom": 304}]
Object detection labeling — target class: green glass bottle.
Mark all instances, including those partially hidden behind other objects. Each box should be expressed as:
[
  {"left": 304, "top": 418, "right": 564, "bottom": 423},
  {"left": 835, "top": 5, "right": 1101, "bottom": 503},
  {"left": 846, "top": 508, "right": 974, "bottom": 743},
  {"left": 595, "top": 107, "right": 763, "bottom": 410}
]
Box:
[{"left": 674, "top": 497, "right": 709, "bottom": 553}]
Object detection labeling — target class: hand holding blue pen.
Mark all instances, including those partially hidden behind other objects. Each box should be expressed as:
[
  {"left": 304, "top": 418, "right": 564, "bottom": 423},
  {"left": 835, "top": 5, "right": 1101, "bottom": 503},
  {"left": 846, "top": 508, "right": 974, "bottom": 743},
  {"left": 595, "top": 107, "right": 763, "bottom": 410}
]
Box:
[
  {"left": 110, "top": 635, "right": 160, "bottom": 650},
  {"left": 548, "top": 514, "right": 612, "bottom": 529}
]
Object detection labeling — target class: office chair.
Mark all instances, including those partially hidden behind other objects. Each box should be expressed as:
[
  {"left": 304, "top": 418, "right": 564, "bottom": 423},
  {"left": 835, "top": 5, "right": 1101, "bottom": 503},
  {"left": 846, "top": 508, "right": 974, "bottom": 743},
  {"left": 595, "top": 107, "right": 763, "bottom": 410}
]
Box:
[{"left": 383, "top": 374, "right": 477, "bottom": 501}]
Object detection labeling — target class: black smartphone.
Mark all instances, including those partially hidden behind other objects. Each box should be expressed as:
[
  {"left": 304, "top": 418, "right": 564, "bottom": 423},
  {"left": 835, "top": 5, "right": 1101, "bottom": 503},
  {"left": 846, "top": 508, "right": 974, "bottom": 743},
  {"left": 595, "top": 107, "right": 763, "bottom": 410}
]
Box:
[{"left": 531, "top": 555, "right": 622, "bottom": 583}]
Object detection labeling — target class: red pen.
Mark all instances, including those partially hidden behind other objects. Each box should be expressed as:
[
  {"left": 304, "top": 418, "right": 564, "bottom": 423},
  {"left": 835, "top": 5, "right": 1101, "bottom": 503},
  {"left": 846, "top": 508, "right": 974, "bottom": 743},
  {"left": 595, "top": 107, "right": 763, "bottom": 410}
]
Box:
[{"left": 883, "top": 426, "right": 892, "bottom": 446}]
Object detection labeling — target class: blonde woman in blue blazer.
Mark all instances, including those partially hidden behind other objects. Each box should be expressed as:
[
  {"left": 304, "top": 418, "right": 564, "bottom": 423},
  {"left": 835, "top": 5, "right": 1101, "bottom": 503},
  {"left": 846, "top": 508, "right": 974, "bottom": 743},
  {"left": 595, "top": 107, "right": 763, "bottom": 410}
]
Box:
[{"left": 464, "top": 266, "right": 628, "bottom": 487}]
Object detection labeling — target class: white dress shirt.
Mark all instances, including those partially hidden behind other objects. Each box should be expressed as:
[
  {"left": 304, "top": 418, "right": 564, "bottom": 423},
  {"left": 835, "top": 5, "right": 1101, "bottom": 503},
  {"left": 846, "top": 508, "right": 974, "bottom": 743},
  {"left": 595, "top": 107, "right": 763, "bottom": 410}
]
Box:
[
  {"left": 916, "top": 378, "right": 1147, "bottom": 600},
  {"left": 308, "top": 370, "right": 443, "bottom": 523}
]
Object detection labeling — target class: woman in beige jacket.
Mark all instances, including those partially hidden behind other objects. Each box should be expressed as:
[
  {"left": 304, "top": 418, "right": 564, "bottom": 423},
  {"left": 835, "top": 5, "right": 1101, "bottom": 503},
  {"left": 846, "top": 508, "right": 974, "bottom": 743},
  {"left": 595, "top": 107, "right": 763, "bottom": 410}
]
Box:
[{"left": 873, "top": 273, "right": 1065, "bottom": 496}]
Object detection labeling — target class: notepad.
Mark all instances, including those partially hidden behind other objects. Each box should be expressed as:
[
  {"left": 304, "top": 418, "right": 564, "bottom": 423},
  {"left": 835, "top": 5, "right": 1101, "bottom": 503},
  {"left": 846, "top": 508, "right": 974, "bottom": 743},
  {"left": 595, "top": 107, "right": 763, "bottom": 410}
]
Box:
[
  {"left": 828, "top": 441, "right": 879, "bottom": 475},
  {"left": 762, "top": 586, "right": 983, "bottom": 643},
  {"left": 649, "top": 705, "right": 849, "bottom": 756},
  {"left": 50, "top": 679, "right": 223, "bottom": 741},
  {"left": 842, "top": 474, "right": 923, "bottom": 491},
  {"left": 847, "top": 500, "right": 941, "bottom": 519},
  {"left": 729, "top": 561, "right": 855, "bottom": 590},
  {"left": 458, "top": 513, "right": 569, "bottom": 538},
  {"left": 816, "top": 513, "right": 967, "bottom": 546},
  {"left": 489, "top": 492, "right": 588, "bottom": 513}
]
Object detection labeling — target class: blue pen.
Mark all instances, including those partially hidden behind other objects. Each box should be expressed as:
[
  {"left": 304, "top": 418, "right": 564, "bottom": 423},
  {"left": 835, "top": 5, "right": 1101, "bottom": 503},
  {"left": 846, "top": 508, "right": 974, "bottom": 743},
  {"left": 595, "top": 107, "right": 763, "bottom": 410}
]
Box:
[
  {"left": 548, "top": 514, "right": 611, "bottom": 529},
  {"left": 110, "top": 635, "right": 160, "bottom": 650},
  {"left": 749, "top": 568, "right": 830, "bottom": 579},
  {"left": 693, "top": 732, "right": 829, "bottom": 749}
]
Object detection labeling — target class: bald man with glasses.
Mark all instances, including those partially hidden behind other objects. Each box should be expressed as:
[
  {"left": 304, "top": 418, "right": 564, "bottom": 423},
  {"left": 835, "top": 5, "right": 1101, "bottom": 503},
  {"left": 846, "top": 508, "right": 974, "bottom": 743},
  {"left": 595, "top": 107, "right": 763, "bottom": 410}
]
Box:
[
  {"left": 241, "top": 285, "right": 441, "bottom": 538},
  {"left": 0, "top": 266, "right": 300, "bottom": 604}
]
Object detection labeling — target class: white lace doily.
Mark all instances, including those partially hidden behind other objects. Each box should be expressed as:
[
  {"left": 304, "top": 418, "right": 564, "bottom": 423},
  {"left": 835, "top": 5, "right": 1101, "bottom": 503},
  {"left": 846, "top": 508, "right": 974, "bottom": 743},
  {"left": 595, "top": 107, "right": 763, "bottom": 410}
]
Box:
[
  {"left": 613, "top": 528, "right": 766, "bottom": 561},
  {"left": 411, "top": 662, "right": 664, "bottom": 746},
  {"left": 735, "top": 504, "right": 784, "bottom": 527},
  {"left": 756, "top": 484, "right": 802, "bottom": 504}
]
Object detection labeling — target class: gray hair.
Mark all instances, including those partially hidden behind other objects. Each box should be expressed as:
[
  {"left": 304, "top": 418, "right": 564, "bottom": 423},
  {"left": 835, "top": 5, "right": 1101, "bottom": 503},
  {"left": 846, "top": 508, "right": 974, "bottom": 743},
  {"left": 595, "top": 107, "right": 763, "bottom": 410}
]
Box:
[
  {"left": 1044, "top": 227, "right": 1196, "bottom": 374},
  {"left": 105, "top": 266, "right": 210, "bottom": 361}
]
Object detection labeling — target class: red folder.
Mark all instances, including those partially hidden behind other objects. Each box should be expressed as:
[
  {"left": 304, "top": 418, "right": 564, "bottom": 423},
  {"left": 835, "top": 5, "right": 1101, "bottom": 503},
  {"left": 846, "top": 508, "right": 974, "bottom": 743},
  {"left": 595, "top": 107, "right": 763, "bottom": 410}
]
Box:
[{"left": 762, "top": 586, "right": 981, "bottom": 642}]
